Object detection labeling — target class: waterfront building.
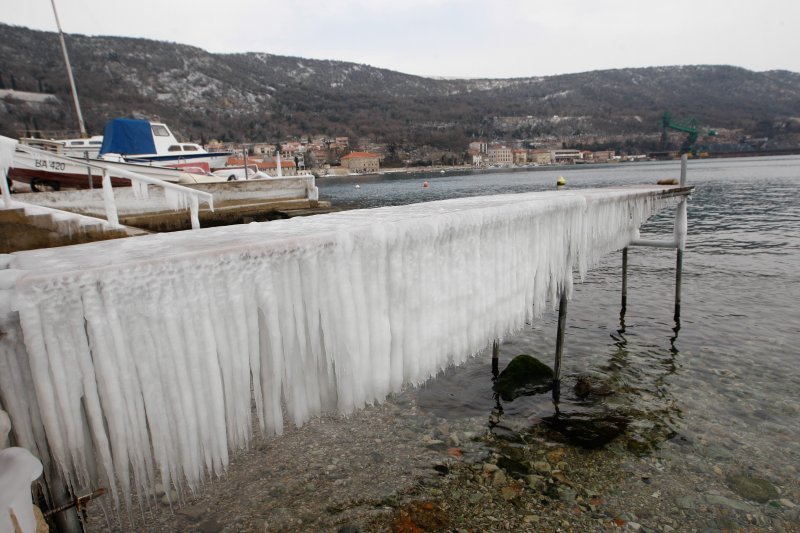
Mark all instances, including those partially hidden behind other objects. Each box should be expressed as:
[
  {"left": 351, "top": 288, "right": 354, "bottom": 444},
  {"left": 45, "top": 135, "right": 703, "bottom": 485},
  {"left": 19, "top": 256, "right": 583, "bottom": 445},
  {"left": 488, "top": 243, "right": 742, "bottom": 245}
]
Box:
[
  {"left": 341, "top": 151, "right": 381, "bottom": 173},
  {"left": 529, "top": 150, "right": 552, "bottom": 165},
  {"left": 469, "top": 141, "right": 488, "bottom": 153},
  {"left": 593, "top": 150, "right": 616, "bottom": 162},
  {"left": 257, "top": 159, "right": 297, "bottom": 177},
  {"left": 549, "top": 149, "right": 583, "bottom": 164},
  {"left": 487, "top": 144, "right": 513, "bottom": 165},
  {"left": 252, "top": 143, "right": 276, "bottom": 156}
]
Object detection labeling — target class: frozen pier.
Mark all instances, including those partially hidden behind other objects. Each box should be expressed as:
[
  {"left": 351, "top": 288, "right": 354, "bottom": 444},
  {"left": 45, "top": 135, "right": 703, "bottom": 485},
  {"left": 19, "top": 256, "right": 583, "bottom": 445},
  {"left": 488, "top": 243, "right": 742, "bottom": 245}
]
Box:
[{"left": 0, "top": 182, "right": 691, "bottom": 512}]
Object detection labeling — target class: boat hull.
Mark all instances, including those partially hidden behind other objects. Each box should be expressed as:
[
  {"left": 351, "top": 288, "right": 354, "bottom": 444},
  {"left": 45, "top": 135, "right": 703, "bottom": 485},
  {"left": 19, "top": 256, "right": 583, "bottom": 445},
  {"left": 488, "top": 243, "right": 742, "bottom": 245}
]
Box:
[
  {"left": 125, "top": 152, "right": 232, "bottom": 169},
  {"left": 8, "top": 166, "right": 129, "bottom": 190},
  {"left": 8, "top": 149, "right": 200, "bottom": 191}
]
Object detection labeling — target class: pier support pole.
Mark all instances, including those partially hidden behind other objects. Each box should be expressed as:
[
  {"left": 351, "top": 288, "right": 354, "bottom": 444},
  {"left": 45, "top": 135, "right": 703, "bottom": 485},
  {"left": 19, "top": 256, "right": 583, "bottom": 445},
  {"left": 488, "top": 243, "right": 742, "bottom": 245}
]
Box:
[
  {"left": 491, "top": 338, "right": 499, "bottom": 376},
  {"left": 43, "top": 457, "right": 84, "bottom": 532},
  {"left": 674, "top": 154, "right": 688, "bottom": 322},
  {"left": 553, "top": 291, "right": 568, "bottom": 401},
  {"left": 621, "top": 247, "right": 628, "bottom": 311},
  {"left": 674, "top": 249, "right": 683, "bottom": 321}
]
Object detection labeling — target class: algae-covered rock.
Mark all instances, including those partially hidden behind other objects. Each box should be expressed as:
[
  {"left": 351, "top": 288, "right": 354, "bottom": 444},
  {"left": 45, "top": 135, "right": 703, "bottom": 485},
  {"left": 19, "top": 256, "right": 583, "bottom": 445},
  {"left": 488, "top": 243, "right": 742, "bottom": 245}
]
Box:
[
  {"left": 726, "top": 474, "right": 779, "bottom": 503},
  {"left": 542, "top": 412, "right": 628, "bottom": 449},
  {"left": 493, "top": 354, "right": 554, "bottom": 401}
]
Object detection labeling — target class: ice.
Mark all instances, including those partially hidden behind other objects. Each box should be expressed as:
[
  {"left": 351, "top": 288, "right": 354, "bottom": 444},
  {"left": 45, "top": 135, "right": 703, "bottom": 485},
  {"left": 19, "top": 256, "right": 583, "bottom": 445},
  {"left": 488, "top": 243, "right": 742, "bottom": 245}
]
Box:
[
  {"left": 0, "top": 136, "right": 17, "bottom": 207},
  {"left": 0, "top": 409, "right": 10, "bottom": 449},
  {"left": 0, "top": 186, "right": 680, "bottom": 507},
  {"left": 0, "top": 447, "right": 43, "bottom": 533}
]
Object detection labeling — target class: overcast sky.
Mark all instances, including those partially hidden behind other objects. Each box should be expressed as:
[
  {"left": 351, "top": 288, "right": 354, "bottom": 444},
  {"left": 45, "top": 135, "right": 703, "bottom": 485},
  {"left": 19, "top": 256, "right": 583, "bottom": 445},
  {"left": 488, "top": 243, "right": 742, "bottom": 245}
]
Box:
[{"left": 3, "top": 0, "right": 798, "bottom": 79}]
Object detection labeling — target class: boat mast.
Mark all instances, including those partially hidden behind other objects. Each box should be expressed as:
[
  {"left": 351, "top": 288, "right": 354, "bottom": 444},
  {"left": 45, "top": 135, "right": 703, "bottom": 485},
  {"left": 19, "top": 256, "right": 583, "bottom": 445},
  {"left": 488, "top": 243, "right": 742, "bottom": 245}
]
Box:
[{"left": 50, "top": 0, "right": 88, "bottom": 138}]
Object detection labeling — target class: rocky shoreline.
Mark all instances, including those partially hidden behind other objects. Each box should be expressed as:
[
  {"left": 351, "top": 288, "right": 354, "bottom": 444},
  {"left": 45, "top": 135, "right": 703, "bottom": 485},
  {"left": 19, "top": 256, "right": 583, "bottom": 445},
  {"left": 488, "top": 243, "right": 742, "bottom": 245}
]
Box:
[{"left": 84, "top": 378, "right": 799, "bottom": 532}]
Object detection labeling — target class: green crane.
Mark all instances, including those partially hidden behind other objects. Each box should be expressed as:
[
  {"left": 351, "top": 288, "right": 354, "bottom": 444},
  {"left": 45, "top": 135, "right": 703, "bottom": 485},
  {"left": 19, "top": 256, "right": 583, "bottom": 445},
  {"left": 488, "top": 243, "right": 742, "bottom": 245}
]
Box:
[{"left": 660, "top": 112, "right": 717, "bottom": 155}]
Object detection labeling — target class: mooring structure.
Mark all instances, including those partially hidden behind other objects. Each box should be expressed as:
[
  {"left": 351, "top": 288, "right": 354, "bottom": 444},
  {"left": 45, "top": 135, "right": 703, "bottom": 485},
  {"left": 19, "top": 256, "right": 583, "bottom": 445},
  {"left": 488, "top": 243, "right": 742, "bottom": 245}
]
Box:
[
  {"left": 1, "top": 164, "right": 692, "bottom": 530},
  {"left": 493, "top": 154, "right": 690, "bottom": 401}
]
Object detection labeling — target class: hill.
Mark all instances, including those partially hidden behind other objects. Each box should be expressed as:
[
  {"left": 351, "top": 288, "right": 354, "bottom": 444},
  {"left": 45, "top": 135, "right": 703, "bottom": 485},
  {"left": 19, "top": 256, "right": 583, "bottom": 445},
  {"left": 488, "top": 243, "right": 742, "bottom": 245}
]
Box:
[{"left": 1, "top": 22, "right": 799, "bottom": 152}]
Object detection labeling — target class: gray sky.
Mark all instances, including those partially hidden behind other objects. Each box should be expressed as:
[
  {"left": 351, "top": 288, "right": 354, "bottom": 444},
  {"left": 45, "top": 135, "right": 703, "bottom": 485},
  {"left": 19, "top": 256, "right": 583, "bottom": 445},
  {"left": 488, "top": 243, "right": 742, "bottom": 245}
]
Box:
[{"left": 3, "top": 0, "right": 798, "bottom": 78}]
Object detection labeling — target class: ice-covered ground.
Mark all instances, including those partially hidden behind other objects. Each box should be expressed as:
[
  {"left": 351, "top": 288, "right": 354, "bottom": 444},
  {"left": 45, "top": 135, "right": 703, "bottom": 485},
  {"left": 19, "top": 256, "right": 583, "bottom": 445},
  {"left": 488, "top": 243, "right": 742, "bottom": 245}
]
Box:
[{"left": 0, "top": 186, "right": 683, "bottom": 508}]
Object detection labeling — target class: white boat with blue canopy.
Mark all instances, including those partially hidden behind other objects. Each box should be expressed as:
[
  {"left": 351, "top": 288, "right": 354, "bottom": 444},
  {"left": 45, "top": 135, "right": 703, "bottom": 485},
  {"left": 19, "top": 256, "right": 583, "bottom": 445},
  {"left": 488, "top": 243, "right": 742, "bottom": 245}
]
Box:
[{"left": 98, "top": 118, "right": 233, "bottom": 170}]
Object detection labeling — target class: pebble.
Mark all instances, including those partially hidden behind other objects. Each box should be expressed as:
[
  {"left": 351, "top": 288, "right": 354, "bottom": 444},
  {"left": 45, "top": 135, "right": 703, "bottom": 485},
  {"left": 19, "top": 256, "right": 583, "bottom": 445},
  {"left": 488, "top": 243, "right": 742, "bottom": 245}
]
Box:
[
  {"left": 705, "top": 494, "right": 756, "bottom": 513},
  {"left": 522, "top": 514, "right": 539, "bottom": 524},
  {"left": 525, "top": 475, "right": 544, "bottom": 489},
  {"left": 500, "top": 485, "right": 520, "bottom": 501},
  {"left": 175, "top": 504, "right": 205, "bottom": 521},
  {"left": 779, "top": 498, "right": 796, "bottom": 508},
  {"left": 482, "top": 463, "right": 499, "bottom": 474},
  {"left": 160, "top": 490, "right": 178, "bottom": 506},
  {"left": 492, "top": 470, "right": 507, "bottom": 487},
  {"left": 675, "top": 495, "right": 700, "bottom": 510},
  {"left": 532, "top": 461, "right": 551, "bottom": 474}
]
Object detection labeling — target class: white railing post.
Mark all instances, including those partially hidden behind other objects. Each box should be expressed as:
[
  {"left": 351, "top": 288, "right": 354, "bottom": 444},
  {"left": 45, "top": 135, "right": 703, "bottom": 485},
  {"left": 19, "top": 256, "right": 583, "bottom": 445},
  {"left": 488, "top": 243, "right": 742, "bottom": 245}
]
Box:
[
  {"left": 680, "top": 153, "right": 688, "bottom": 187},
  {"left": 190, "top": 194, "right": 200, "bottom": 230},
  {"left": 0, "top": 137, "right": 18, "bottom": 208},
  {"left": 1, "top": 169, "right": 11, "bottom": 209},
  {"left": 101, "top": 170, "right": 120, "bottom": 228},
  {"left": 10, "top": 141, "right": 214, "bottom": 230}
]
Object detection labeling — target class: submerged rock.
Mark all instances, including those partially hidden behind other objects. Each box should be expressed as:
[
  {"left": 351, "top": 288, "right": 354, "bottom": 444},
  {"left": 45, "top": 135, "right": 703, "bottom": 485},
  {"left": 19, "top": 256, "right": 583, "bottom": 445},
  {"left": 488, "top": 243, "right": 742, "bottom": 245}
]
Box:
[
  {"left": 542, "top": 412, "right": 628, "bottom": 449},
  {"left": 493, "top": 355, "right": 554, "bottom": 401},
  {"left": 573, "top": 375, "right": 614, "bottom": 399},
  {"left": 496, "top": 455, "right": 531, "bottom": 477},
  {"left": 726, "top": 474, "right": 779, "bottom": 503}
]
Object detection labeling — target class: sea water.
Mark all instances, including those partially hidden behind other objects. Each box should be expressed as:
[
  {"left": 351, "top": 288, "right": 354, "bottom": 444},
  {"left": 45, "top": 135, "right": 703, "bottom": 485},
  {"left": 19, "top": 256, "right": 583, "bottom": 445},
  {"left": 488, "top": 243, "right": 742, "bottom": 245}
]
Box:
[{"left": 319, "top": 156, "right": 800, "bottom": 488}]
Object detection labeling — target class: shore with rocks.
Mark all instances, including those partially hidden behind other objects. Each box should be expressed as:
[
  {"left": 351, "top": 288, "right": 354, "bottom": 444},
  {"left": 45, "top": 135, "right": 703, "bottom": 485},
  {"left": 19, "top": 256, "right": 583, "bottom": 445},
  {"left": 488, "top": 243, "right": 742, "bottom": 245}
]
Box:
[{"left": 85, "top": 377, "right": 799, "bottom": 532}]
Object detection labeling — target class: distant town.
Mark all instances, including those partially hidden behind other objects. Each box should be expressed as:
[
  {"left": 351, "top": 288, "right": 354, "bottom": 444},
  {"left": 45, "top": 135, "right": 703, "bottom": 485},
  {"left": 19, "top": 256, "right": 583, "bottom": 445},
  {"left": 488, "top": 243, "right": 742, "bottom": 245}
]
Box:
[{"left": 209, "top": 136, "right": 689, "bottom": 178}]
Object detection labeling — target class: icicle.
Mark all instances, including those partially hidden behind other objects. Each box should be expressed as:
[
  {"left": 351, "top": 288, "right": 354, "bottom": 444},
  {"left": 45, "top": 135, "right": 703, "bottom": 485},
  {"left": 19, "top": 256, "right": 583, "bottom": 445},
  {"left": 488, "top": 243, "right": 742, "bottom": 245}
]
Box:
[
  {"left": 2, "top": 187, "right": 680, "bottom": 511},
  {"left": 131, "top": 180, "right": 149, "bottom": 200},
  {"left": 164, "top": 189, "right": 190, "bottom": 211}
]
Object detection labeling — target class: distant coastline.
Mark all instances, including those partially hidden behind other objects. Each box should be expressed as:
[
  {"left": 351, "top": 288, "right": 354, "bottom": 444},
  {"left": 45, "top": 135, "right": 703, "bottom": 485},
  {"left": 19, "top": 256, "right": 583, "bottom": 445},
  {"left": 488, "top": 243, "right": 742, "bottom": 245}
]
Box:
[{"left": 316, "top": 151, "right": 800, "bottom": 180}]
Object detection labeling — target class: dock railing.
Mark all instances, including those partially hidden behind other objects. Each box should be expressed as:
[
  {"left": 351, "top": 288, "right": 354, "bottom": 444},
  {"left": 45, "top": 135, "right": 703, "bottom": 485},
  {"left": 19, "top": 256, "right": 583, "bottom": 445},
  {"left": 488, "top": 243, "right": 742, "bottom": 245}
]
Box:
[{"left": 1, "top": 136, "right": 214, "bottom": 230}]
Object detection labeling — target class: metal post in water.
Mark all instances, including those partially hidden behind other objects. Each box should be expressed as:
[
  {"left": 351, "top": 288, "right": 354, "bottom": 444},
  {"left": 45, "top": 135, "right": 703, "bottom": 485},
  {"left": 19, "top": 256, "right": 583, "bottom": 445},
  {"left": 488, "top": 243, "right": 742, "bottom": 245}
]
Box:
[
  {"left": 674, "top": 154, "right": 688, "bottom": 321},
  {"left": 553, "top": 291, "right": 568, "bottom": 392},
  {"left": 491, "top": 338, "right": 499, "bottom": 376},
  {"left": 42, "top": 452, "right": 84, "bottom": 532},
  {"left": 621, "top": 247, "right": 628, "bottom": 310},
  {"left": 674, "top": 249, "right": 683, "bottom": 321}
]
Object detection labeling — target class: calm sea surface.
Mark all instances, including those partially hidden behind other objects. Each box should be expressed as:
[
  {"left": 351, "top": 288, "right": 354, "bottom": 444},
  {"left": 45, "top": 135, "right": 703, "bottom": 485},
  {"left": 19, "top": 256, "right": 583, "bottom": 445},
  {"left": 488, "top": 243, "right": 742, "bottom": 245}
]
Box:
[{"left": 318, "top": 156, "right": 800, "bottom": 481}]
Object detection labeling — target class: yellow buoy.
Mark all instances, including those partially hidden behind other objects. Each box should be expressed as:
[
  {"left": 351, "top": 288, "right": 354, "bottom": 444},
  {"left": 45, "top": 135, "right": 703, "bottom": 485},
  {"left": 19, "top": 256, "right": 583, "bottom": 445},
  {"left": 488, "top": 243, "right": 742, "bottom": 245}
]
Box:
[{"left": 556, "top": 176, "right": 566, "bottom": 186}]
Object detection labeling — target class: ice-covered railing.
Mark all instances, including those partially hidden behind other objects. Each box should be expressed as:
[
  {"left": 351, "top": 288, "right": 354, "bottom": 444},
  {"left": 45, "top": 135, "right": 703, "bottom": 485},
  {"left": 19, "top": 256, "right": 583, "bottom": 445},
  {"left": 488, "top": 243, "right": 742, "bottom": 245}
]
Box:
[
  {"left": 0, "top": 136, "right": 214, "bottom": 229},
  {"left": 0, "top": 185, "right": 689, "bottom": 508}
]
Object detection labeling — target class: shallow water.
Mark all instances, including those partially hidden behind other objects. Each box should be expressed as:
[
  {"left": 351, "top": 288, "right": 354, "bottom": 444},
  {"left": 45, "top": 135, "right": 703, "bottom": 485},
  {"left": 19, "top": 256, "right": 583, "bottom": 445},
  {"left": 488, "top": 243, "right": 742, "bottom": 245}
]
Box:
[{"left": 319, "top": 156, "right": 800, "bottom": 478}]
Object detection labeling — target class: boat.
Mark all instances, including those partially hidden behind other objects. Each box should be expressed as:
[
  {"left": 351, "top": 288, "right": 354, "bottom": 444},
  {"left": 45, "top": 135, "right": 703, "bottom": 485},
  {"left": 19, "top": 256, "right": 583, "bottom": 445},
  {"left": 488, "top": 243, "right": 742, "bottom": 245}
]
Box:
[
  {"left": 19, "top": 135, "right": 105, "bottom": 158},
  {"left": 98, "top": 118, "right": 232, "bottom": 169},
  {"left": 4, "top": 3, "right": 231, "bottom": 192},
  {"left": 7, "top": 118, "right": 234, "bottom": 191},
  {"left": 7, "top": 138, "right": 226, "bottom": 191}
]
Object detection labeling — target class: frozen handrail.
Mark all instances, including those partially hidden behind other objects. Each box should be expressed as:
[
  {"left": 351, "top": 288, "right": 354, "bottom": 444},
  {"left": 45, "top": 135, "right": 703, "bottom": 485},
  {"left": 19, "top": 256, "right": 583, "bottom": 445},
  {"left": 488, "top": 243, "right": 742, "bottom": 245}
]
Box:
[
  {"left": 1, "top": 184, "right": 691, "bottom": 509},
  {"left": 2, "top": 137, "right": 214, "bottom": 229},
  {"left": 628, "top": 154, "right": 689, "bottom": 251}
]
